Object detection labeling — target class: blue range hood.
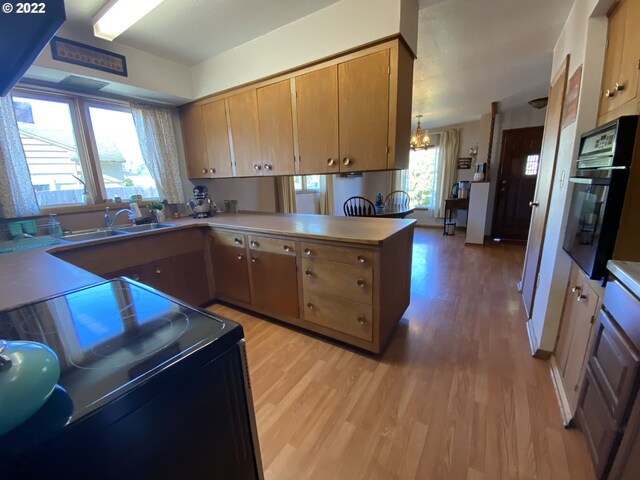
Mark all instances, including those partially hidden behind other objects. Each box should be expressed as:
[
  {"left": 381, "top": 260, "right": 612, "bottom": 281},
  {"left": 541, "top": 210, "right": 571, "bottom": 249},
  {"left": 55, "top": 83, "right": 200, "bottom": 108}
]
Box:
[{"left": 0, "top": 0, "right": 66, "bottom": 96}]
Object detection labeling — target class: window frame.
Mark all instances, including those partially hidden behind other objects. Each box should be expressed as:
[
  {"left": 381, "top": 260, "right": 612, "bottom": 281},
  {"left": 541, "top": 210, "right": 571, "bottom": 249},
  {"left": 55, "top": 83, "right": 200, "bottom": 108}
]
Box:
[
  {"left": 294, "top": 175, "right": 321, "bottom": 193},
  {"left": 12, "top": 85, "right": 158, "bottom": 213}
]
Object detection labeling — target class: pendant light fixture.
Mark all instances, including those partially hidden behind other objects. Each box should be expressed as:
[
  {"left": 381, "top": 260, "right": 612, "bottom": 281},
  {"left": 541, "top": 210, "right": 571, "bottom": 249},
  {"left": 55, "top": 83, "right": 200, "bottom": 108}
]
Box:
[{"left": 410, "top": 115, "right": 432, "bottom": 150}]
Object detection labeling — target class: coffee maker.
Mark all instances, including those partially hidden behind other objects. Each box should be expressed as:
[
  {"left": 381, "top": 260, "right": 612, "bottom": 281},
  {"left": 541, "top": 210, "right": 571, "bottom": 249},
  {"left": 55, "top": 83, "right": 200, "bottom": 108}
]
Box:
[{"left": 187, "top": 186, "right": 215, "bottom": 218}]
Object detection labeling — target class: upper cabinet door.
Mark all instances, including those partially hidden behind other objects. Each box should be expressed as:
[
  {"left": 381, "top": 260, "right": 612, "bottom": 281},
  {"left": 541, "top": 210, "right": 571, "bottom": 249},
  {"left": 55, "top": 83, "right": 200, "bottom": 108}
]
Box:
[
  {"left": 256, "top": 80, "right": 295, "bottom": 175},
  {"left": 338, "top": 49, "right": 390, "bottom": 172},
  {"left": 202, "top": 100, "right": 233, "bottom": 178},
  {"left": 599, "top": 0, "right": 630, "bottom": 116},
  {"left": 295, "top": 66, "right": 340, "bottom": 175},
  {"left": 610, "top": 0, "right": 640, "bottom": 110},
  {"left": 228, "top": 90, "right": 262, "bottom": 177},
  {"left": 180, "top": 104, "right": 209, "bottom": 179}
]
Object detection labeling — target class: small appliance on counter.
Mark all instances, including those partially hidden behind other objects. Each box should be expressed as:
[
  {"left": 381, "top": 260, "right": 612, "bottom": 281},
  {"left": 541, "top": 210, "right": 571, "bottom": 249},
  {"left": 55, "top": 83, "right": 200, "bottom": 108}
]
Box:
[
  {"left": 0, "top": 278, "right": 263, "bottom": 479},
  {"left": 450, "top": 181, "right": 471, "bottom": 199},
  {"left": 187, "top": 185, "right": 216, "bottom": 218}
]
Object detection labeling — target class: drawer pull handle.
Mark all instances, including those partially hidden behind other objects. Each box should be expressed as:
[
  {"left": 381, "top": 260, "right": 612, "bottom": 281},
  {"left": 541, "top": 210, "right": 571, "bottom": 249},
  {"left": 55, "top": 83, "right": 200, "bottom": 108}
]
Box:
[
  {"left": 357, "top": 316, "right": 366, "bottom": 325},
  {"left": 305, "top": 270, "right": 313, "bottom": 277},
  {"left": 155, "top": 268, "right": 162, "bottom": 274},
  {"left": 357, "top": 279, "right": 366, "bottom": 288},
  {"left": 250, "top": 240, "right": 258, "bottom": 247},
  {"left": 132, "top": 273, "right": 140, "bottom": 281},
  {"left": 304, "top": 248, "right": 312, "bottom": 256},
  {"left": 237, "top": 254, "right": 243, "bottom": 260},
  {"left": 283, "top": 245, "right": 291, "bottom": 252},
  {"left": 577, "top": 294, "right": 587, "bottom": 302},
  {"left": 251, "top": 256, "right": 257, "bottom": 263},
  {"left": 307, "top": 302, "right": 314, "bottom": 310},
  {"left": 234, "top": 238, "right": 242, "bottom": 245},
  {"left": 357, "top": 255, "right": 365, "bottom": 263}
]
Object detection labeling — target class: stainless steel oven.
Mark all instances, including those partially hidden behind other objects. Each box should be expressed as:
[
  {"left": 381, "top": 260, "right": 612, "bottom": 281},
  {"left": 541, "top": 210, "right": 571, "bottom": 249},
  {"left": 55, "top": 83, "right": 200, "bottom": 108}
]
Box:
[{"left": 563, "top": 116, "right": 638, "bottom": 280}]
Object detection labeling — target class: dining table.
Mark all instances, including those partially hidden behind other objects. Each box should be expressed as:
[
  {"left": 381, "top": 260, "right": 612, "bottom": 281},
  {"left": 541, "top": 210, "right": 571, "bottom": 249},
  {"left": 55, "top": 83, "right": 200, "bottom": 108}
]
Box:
[{"left": 375, "top": 206, "right": 415, "bottom": 219}]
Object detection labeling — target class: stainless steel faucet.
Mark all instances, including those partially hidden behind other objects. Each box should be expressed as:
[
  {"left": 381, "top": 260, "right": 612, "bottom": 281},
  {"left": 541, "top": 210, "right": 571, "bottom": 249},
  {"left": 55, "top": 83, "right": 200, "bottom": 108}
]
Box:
[{"left": 104, "top": 207, "right": 135, "bottom": 229}]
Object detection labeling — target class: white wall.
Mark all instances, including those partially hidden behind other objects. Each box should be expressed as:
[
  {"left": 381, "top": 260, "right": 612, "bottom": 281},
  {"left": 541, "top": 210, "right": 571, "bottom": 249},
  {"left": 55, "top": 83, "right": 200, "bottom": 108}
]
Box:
[
  {"left": 530, "top": 0, "right": 610, "bottom": 353},
  {"left": 190, "top": 0, "right": 418, "bottom": 98},
  {"left": 484, "top": 104, "right": 548, "bottom": 235},
  {"left": 296, "top": 192, "right": 320, "bottom": 214}
]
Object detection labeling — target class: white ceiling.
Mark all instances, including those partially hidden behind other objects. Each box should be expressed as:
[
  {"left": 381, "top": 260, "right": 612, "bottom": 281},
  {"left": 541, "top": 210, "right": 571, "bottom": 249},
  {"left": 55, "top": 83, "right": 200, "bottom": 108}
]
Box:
[
  {"left": 413, "top": 0, "right": 574, "bottom": 128},
  {"left": 63, "top": 0, "right": 339, "bottom": 66},
  {"left": 59, "top": 0, "right": 574, "bottom": 127}
]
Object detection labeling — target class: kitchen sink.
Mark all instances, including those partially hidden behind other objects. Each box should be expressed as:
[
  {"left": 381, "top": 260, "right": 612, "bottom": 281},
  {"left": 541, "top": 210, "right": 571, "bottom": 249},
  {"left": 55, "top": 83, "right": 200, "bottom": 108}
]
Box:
[
  {"left": 114, "top": 223, "right": 176, "bottom": 233},
  {"left": 62, "top": 230, "right": 129, "bottom": 242}
]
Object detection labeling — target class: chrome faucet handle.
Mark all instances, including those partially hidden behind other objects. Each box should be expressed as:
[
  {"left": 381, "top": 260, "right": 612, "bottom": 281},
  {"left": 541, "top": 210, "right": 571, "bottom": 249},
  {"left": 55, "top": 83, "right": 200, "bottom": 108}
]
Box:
[{"left": 0, "top": 340, "right": 12, "bottom": 368}]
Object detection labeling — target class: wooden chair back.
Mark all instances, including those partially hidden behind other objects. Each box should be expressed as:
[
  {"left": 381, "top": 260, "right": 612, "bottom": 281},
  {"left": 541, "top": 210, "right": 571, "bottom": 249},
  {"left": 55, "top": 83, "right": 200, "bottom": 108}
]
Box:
[
  {"left": 343, "top": 196, "right": 377, "bottom": 217},
  {"left": 385, "top": 190, "right": 410, "bottom": 208}
]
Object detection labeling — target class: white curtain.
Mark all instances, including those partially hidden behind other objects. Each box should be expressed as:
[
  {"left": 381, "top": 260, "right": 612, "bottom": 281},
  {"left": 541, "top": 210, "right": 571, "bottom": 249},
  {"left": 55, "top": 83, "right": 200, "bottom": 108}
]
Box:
[
  {"left": 0, "top": 94, "right": 39, "bottom": 218},
  {"left": 434, "top": 129, "right": 460, "bottom": 218},
  {"left": 131, "top": 104, "right": 185, "bottom": 204},
  {"left": 387, "top": 169, "right": 408, "bottom": 193},
  {"left": 277, "top": 177, "right": 297, "bottom": 213},
  {"left": 319, "top": 174, "right": 334, "bottom": 215}
]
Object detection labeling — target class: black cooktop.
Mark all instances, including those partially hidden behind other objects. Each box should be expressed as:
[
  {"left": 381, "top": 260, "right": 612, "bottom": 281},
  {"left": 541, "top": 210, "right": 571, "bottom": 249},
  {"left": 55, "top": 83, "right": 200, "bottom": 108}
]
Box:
[{"left": 0, "top": 278, "right": 240, "bottom": 422}]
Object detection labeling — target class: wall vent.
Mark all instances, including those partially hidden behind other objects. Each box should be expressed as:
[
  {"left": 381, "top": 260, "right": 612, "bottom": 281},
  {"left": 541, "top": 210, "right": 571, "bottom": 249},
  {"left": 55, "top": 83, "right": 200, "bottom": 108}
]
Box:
[{"left": 59, "top": 75, "right": 109, "bottom": 91}]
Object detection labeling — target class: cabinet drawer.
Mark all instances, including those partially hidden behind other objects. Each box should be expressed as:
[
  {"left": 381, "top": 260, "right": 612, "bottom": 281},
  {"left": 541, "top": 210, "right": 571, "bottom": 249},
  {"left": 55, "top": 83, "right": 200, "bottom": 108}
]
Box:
[
  {"left": 302, "top": 292, "right": 372, "bottom": 342},
  {"left": 590, "top": 309, "right": 640, "bottom": 424},
  {"left": 603, "top": 279, "right": 640, "bottom": 351},
  {"left": 577, "top": 366, "right": 619, "bottom": 479},
  {"left": 302, "top": 258, "right": 372, "bottom": 304},
  {"left": 248, "top": 235, "right": 296, "bottom": 256},
  {"left": 211, "top": 229, "right": 246, "bottom": 248},
  {"left": 300, "top": 241, "right": 373, "bottom": 266}
]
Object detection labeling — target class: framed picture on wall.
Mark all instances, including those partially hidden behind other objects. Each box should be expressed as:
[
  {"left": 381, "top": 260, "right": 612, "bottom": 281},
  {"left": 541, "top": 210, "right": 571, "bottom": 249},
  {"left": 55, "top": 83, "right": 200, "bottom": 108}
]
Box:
[{"left": 457, "top": 157, "right": 472, "bottom": 169}]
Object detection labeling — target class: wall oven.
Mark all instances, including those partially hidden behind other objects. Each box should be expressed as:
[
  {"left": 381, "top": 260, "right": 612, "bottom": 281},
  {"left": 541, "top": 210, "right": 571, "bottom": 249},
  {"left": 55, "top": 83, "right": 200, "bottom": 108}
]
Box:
[{"left": 563, "top": 116, "right": 638, "bottom": 281}]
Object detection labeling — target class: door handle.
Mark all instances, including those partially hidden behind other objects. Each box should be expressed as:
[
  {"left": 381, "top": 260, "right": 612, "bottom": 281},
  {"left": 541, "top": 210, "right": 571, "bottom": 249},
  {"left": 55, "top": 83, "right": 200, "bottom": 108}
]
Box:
[{"left": 529, "top": 201, "right": 540, "bottom": 207}]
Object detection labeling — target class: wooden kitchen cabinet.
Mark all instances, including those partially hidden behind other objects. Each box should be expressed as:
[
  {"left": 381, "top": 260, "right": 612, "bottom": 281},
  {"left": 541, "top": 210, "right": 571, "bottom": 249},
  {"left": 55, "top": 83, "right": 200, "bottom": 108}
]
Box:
[
  {"left": 209, "top": 230, "right": 252, "bottom": 304},
  {"left": 294, "top": 65, "right": 340, "bottom": 175},
  {"left": 256, "top": 80, "right": 295, "bottom": 175},
  {"left": 598, "top": 0, "right": 640, "bottom": 124},
  {"left": 201, "top": 99, "right": 233, "bottom": 178},
  {"left": 552, "top": 261, "right": 603, "bottom": 421},
  {"left": 338, "top": 49, "right": 390, "bottom": 172},
  {"left": 247, "top": 234, "right": 298, "bottom": 318},
  {"left": 180, "top": 104, "right": 209, "bottom": 179},
  {"left": 227, "top": 90, "right": 262, "bottom": 177}
]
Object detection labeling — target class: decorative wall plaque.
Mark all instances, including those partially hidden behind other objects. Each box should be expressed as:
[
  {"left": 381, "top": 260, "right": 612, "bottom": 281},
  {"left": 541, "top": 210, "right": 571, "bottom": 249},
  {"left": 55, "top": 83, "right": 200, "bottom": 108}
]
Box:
[{"left": 50, "top": 37, "right": 128, "bottom": 77}]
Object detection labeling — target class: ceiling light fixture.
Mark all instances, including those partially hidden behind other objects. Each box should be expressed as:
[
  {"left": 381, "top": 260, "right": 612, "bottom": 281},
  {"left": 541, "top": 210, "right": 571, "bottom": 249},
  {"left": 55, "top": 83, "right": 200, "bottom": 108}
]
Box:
[
  {"left": 93, "top": 0, "right": 166, "bottom": 41},
  {"left": 410, "top": 115, "right": 432, "bottom": 150}
]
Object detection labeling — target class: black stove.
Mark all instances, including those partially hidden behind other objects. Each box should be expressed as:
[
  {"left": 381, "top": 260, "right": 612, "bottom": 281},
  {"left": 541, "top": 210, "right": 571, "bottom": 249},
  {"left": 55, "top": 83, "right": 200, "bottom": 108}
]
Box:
[{"left": 0, "top": 278, "right": 238, "bottom": 422}]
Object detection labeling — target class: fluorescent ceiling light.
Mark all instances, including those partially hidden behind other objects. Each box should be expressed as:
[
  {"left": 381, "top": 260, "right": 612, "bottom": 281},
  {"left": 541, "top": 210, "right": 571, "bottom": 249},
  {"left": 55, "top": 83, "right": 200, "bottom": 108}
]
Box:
[{"left": 93, "top": 0, "right": 165, "bottom": 41}]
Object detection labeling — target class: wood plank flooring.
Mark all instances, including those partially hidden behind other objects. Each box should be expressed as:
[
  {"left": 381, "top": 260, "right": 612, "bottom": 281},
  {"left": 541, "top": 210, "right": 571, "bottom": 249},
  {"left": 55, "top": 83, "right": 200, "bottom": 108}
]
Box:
[{"left": 207, "top": 227, "right": 595, "bottom": 479}]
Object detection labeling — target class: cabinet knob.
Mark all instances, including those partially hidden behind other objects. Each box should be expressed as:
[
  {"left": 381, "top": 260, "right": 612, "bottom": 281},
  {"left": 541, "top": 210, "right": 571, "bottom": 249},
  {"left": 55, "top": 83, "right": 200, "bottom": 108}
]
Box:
[
  {"left": 604, "top": 89, "right": 615, "bottom": 98},
  {"left": 571, "top": 286, "right": 582, "bottom": 293},
  {"left": 283, "top": 245, "right": 291, "bottom": 252},
  {"left": 307, "top": 302, "right": 314, "bottom": 310},
  {"left": 132, "top": 273, "right": 140, "bottom": 281},
  {"left": 577, "top": 294, "right": 587, "bottom": 302},
  {"left": 357, "top": 316, "right": 366, "bottom": 325},
  {"left": 327, "top": 158, "right": 336, "bottom": 166},
  {"left": 264, "top": 163, "right": 273, "bottom": 171},
  {"left": 234, "top": 238, "right": 242, "bottom": 245},
  {"left": 209, "top": 168, "right": 216, "bottom": 174},
  {"left": 237, "top": 254, "right": 243, "bottom": 260},
  {"left": 250, "top": 240, "right": 258, "bottom": 248},
  {"left": 254, "top": 164, "right": 262, "bottom": 171},
  {"left": 251, "top": 256, "right": 257, "bottom": 263},
  {"left": 343, "top": 157, "right": 352, "bottom": 167},
  {"left": 305, "top": 270, "right": 313, "bottom": 277},
  {"left": 357, "top": 279, "right": 366, "bottom": 288},
  {"left": 357, "top": 255, "right": 365, "bottom": 263},
  {"left": 529, "top": 201, "right": 540, "bottom": 207},
  {"left": 155, "top": 267, "right": 162, "bottom": 274},
  {"left": 202, "top": 168, "right": 208, "bottom": 174},
  {"left": 614, "top": 82, "right": 625, "bottom": 93},
  {"left": 304, "top": 248, "right": 312, "bottom": 256}
]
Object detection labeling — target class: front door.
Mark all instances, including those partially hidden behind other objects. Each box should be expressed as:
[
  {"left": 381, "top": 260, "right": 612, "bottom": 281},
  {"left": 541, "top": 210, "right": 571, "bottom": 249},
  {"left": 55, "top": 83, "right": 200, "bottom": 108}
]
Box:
[{"left": 492, "top": 126, "right": 544, "bottom": 240}]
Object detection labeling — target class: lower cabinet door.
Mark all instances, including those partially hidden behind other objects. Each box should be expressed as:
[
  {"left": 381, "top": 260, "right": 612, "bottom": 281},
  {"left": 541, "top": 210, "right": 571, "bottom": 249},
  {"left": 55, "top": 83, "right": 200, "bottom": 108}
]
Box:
[
  {"left": 302, "top": 293, "right": 373, "bottom": 342},
  {"left": 249, "top": 251, "right": 298, "bottom": 318},
  {"left": 212, "top": 245, "right": 252, "bottom": 304},
  {"left": 577, "top": 366, "right": 619, "bottom": 479},
  {"left": 165, "top": 251, "right": 211, "bottom": 306}
]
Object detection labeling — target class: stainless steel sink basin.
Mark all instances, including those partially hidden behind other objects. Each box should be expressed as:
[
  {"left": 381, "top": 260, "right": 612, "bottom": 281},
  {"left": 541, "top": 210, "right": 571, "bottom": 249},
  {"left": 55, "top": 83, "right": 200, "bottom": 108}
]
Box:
[
  {"left": 62, "top": 230, "right": 129, "bottom": 242},
  {"left": 114, "top": 223, "right": 176, "bottom": 233}
]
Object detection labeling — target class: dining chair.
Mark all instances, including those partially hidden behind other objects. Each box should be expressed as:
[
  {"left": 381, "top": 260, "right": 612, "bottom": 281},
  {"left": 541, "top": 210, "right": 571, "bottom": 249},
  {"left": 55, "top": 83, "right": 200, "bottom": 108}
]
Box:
[
  {"left": 343, "top": 196, "right": 377, "bottom": 217},
  {"left": 385, "top": 190, "right": 410, "bottom": 208}
]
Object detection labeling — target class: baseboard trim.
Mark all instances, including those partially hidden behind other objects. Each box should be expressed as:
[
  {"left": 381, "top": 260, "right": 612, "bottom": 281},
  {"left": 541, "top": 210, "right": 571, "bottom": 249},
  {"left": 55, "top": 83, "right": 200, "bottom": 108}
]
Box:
[
  {"left": 549, "top": 355, "right": 574, "bottom": 427},
  {"left": 525, "top": 319, "right": 552, "bottom": 359}
]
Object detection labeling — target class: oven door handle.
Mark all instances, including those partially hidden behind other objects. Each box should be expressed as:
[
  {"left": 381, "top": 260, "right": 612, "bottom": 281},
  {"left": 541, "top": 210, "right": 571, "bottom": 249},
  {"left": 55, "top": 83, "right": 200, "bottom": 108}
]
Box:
[{"left": 569, "top": 177, "right": 611, "bottom": 186}]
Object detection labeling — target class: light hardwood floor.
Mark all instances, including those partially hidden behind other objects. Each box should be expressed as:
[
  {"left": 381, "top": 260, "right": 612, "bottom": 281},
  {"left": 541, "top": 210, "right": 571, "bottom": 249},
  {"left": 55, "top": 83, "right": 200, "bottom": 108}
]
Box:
[{"left": 207, "top": 227, "right": 595, "bottom": 479}]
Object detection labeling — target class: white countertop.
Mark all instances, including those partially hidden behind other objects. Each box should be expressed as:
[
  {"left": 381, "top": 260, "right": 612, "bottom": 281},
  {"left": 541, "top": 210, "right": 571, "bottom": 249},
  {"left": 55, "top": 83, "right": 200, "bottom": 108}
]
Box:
[{"left": 608, "top": 260, "right": 640, "bottom": 299}]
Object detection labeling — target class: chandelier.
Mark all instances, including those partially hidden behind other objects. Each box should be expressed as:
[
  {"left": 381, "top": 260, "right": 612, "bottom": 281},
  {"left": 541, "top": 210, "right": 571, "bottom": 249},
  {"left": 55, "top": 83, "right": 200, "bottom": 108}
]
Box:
[{"left": 410, "top": 114, "right": 431, "bottom": 150}]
